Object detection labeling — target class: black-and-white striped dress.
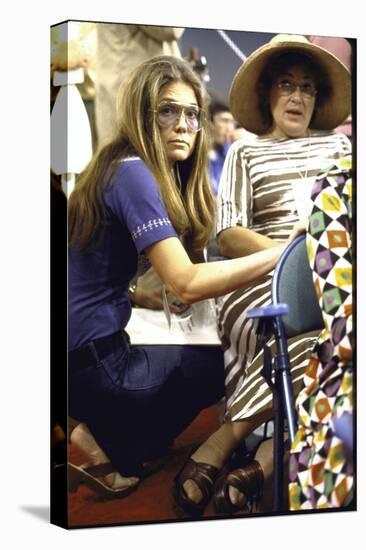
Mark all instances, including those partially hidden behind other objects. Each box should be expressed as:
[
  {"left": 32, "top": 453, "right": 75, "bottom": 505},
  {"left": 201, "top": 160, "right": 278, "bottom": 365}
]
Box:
[{"left": 216, "top": 130, "right": 351, "bottom": 421}]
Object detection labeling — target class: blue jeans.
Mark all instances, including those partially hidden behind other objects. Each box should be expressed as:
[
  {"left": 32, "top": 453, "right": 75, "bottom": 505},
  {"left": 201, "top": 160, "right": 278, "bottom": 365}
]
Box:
[{"left": 68, "top": 331, "right": 224, "bottom": 476}]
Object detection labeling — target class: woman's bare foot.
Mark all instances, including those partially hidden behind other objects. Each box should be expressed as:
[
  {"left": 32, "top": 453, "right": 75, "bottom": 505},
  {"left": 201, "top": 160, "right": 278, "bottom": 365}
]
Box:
[
  {"left": 70, "top": 422, "right": 139, "bottom": 490},
  {"left": 228, "top": 485, "right": 247, "bottom": 507},
  {"left": 228, "top": 437, "right": 275, "bottom": 507},
  {"left": 181, "top": 420, "right": 253, "bottom": 504}
]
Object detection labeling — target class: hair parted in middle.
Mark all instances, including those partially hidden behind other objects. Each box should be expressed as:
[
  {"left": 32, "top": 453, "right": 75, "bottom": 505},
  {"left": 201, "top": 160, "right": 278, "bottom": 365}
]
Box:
[{"left": 68, "top": 55, "right": 214, "bottom": 259}]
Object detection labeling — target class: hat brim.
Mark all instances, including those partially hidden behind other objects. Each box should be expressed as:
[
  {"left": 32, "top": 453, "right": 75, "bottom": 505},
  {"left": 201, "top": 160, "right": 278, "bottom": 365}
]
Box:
[{"left": 229, "top": 39, "right": 351, "bottom": 134}]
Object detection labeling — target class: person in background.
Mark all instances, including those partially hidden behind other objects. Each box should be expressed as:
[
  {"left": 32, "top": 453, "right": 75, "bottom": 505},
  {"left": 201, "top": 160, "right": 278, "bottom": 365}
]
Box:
[
  {"left": 207, "top": 96, "right": 236, "bottom": 195},
  {"left": 51, "top": 22, "right": 98, "bottom": 149},
  {"left": 173, "top": 34, "right": 351, "bottom": 518},
  {"left": 95, "top": 23, "right": 185, "bottom": 147},
  {"left": 67, "top": 55, "right": 302, "bottom": 500},
  {"left": 206, "top": 94, "right": 252, "bottom": 259},
  {"left": 207, "top": 93, "right": 251, "bottom": 197},
  {"left": 308, "top": 35, "right": 352, "bottom": 141}
]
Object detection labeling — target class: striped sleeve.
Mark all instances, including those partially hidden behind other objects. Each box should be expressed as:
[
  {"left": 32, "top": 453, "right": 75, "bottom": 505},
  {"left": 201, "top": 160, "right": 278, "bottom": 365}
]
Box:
[{"left": 216, "top": 139, "right": 251, "bottom": 234}]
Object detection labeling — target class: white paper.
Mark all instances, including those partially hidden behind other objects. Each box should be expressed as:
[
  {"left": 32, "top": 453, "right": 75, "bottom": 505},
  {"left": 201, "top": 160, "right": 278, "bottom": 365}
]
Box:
[
  {"left": 291, "top": 177, "right": 314, "bottom": 223},
  {"left": 126, "top": 300, "right": 221, "bottom": 346}
]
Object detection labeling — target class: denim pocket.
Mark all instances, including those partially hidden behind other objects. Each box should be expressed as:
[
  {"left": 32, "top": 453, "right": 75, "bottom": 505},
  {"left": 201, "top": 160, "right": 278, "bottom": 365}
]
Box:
[
  {"left": 99, "top": 347, "right": 127, "bottom": 386},
  {"left": 122, "top": 346, "right": 179, "bottom": 390}
]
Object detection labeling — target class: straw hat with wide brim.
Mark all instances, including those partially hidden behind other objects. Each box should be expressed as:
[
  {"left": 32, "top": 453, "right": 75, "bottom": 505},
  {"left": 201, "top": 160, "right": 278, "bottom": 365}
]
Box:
[{"left": 229, "top": 34, "right": 351, "bottom": 135}]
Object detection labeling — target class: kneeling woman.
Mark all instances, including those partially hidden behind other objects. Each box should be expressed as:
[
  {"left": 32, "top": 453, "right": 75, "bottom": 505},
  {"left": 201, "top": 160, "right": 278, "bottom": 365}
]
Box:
[{"left": 68, "top": 56, "right": 302, "bottom": 498}]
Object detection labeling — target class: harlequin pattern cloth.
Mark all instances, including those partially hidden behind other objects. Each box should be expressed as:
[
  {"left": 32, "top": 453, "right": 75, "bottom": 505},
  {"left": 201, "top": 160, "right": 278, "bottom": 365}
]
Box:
[{"left": 289, "top": 157, "right": 353, "bottom": 510}]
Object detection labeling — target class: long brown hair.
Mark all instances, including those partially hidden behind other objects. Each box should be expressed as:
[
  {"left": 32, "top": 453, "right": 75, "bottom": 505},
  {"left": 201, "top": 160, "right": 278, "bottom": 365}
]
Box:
[{"left": 68, "top": 55, "right": 215, "bottom": 258}]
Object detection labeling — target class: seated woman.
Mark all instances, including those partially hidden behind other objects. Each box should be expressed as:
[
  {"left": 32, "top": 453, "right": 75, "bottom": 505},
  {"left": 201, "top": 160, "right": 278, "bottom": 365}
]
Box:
[
  {"left": 173, "top": 34, "right": 352, "bottom": 516},
  {"left": 289, "top": 156, "right": 353, "bottom": 510},
  {"left": 67, "top": 55, "right": 302, "bottom": 499}
]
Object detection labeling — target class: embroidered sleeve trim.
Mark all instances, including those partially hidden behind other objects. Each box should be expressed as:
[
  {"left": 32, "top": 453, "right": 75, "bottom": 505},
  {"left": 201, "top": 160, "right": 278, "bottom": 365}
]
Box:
[{"left": 131, "top": 218, "right": 172, "bottom": 241}]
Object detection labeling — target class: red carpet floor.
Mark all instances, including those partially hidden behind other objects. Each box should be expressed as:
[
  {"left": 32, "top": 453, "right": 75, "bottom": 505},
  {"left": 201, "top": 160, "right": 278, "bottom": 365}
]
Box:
[{"left": 67, "top": 404, "right": 252, "bottom": 528}]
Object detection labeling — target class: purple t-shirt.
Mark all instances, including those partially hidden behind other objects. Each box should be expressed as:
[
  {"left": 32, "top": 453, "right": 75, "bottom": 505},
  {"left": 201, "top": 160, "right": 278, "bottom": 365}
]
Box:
[{"left": 68, "top": 157, "right": 177, "bottom": 351}]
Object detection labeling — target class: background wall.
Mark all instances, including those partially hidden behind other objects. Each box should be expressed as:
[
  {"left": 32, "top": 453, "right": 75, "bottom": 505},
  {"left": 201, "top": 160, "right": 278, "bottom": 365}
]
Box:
[{"left": 180, "top": 27, "right": 275, "bottom": 98}]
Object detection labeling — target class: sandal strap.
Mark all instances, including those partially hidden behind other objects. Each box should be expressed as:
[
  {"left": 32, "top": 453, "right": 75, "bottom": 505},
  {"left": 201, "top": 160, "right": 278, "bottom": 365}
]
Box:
[
  {"left": 82, "top": 462, "right": 116, "bottom": 478},
  {"left": 226, "top": 460, "right": 264, "bottom": 503},
  {"left": 179, "top": 459, "right": 220, "bottom": 499}
]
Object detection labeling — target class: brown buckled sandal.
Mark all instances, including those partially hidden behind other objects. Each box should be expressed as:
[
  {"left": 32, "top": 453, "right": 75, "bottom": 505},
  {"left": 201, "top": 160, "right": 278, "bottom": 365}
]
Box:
[
  {"left": 213, "top": 460, "right": 264, "bottom": 514},
  {"left": 173, "top": 457, "right": 221, "bottom": 517}
]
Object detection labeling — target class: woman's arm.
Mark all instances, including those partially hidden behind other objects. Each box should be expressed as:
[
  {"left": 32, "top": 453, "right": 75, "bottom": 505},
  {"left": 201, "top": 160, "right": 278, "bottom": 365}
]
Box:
[
  {"left": 146, "top": 222, "right": 306, "bottom": 304},
  {"left": 146, "top": 237, "right": 281, "bottom": 305},
  {"left": 218, "top": 226, "right": 278, "bottom": 258}
]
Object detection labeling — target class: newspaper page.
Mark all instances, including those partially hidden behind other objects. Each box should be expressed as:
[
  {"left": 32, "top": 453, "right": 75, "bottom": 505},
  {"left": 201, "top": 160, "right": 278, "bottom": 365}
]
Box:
[{"left": 125, "top": 299, "right": 221, "bottom": 346}]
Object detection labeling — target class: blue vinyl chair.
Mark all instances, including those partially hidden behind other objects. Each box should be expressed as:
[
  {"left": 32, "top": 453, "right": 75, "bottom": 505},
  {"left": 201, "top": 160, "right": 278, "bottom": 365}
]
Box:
[{"left": 247, "top": 234, "right": 324, "bottom": 512}]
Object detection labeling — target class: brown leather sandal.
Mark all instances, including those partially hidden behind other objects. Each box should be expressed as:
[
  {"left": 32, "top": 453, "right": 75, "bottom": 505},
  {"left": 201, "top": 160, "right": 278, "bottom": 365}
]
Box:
[
  {"left": 213, "top": 460, "right": 264, "bottom": 514},
  {"left": 173, "top": 457, "right": 221, "bottom": 517}
]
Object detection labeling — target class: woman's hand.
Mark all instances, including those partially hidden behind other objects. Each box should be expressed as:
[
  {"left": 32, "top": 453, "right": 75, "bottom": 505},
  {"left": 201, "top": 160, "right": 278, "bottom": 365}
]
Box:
[
  {"left": 132, "top": 287, "right": 163, "bottom": 310},
  {"left": 286, "top": 221, "right": 306, "bottom": 246},
  {"left": 132, "top": 286, "right": 186, "bottom": 314}
]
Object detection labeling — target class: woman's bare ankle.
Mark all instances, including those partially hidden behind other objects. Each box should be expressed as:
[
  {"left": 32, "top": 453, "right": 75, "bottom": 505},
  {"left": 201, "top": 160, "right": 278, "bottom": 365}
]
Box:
[
  {"left": 70, "top": 422, "right": 108, "bottom": 465},
  {"left": 191, "top": 422, "right": 246, "bottom": 469},
  {"left": 70, "top": 423, "right": 140, "bottom": 489}
]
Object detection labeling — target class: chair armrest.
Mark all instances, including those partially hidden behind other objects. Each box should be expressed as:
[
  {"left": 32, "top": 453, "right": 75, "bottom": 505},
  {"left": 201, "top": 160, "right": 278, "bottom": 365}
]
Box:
[{"left": 247, "top": 304, "right": 289, "bottom": 319}]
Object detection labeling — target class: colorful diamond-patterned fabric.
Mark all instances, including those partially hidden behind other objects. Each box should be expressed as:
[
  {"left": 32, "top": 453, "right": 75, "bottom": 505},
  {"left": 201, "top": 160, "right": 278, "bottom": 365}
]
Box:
[{"left": 289, "top": 157, "right": 353, "bottom": 510}]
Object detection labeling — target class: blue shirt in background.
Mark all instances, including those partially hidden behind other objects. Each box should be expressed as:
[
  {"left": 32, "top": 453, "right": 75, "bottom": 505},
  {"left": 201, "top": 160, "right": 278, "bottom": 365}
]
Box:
[{"left": 209, "top": 141, "right": 231, "bottom": 196}]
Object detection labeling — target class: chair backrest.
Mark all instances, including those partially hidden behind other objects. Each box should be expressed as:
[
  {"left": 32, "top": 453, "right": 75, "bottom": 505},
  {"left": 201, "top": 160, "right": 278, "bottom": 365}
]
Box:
[{"left": 272, "top": 235, "right": 324, "bottom": 338}]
